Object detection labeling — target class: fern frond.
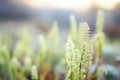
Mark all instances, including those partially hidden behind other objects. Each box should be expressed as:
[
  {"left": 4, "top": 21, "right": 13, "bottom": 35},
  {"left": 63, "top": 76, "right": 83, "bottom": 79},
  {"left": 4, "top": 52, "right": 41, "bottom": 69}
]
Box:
[
  {"left": 37, "top": 35, "right": 47, "bottom": 61},
  {"left": 65, "top": 37, "right": 76, "bottom": 80},
  {"left": 65, "top": 22, "right": 93, "bottom": 80},
  {"left": 78, "top": 22, "right": 90, "bottom": 45},
  {"left": 95, "top": 10, "right": 105, "bottom": 58},
  {"left": 37, "top": 35, "right": 47, "bottom": 68},
  {"left": 13, "top": 28, "right": 31, "bottom": 58},
  {"left": 65, "top": 37, "right": 75, "bottom": 70},
  {"left": 47, "top": 21, "right": 59, "bottom": 53},
  {"left": 81, "top": 40, "right": 93, "bottom": 67},
  {"left": 38, "top": 35, "right": 47, "bottom": 54}
]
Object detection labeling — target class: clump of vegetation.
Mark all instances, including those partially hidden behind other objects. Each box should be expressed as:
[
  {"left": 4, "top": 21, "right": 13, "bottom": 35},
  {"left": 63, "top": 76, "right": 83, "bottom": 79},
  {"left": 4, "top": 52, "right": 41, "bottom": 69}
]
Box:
[
  {"left": 65, "top": 21, "right": 94, "bottom": 80},
  {"left": 65, "top": 10, "right": 107, "bottom": 80},
  {"left": 0, "top": 10, "right": 119, "bottom": 80},
  {"left": 0, "top": 21, "right": 61, "bottom": 80}
]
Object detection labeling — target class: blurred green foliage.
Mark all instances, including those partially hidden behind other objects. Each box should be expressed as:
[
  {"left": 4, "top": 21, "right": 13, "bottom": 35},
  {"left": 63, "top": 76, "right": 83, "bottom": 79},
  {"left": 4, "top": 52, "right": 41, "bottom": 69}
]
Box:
[{"left": 0, "top": 10, "right": 119, "bottom": 80}]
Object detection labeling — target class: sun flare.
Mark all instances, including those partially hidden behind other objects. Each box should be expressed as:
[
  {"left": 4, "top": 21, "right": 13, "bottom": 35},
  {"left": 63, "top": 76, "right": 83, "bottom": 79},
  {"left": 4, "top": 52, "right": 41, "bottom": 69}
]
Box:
[{"left": 12, "top": 0, "right": 120, "bottom": 10}]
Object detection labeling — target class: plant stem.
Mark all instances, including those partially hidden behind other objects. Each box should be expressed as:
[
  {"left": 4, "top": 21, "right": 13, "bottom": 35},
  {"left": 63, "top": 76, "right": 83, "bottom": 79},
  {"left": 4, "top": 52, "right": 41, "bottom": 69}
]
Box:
[
  {"left": 85, "top": 68, "right": 89, "bottom": 80},
  {"left": 79, "top": 44, "right": 85, "bottom": 80}
]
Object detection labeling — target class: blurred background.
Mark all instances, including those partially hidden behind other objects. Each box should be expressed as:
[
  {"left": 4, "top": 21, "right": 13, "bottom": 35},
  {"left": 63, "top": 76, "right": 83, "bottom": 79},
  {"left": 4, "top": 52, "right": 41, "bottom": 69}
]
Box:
[
  {"left": 1, "top": 0, "right": 120, "bottom": 67},
  {"left": 0, "top": 0, "right": 120, "bottom": 38},
  {"left": 0, "top": 0, "right": 120, "bottom": 80}
]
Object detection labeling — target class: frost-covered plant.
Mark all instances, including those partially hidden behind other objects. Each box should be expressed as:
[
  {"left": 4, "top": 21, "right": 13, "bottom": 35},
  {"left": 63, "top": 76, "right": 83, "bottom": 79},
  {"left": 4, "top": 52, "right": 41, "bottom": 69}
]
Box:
[{"left": 65, "top": 22, "right": 93, "bottom": 80}]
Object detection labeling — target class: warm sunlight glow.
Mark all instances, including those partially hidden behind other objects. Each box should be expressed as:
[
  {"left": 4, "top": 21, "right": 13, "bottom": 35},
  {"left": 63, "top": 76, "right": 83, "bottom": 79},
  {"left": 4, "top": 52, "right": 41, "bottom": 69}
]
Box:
[
  {"left": 95, "top": 0, "right": 117, "bottom": 9},
  {"left": 13, "top": 0, "right": 120, "bottom": 10},
  {"left": 21, "top": 0, "right": 92, "bottom": 10},
  {"left": 49, "top": 0, "right": 92, "bottom": 9},
  {"left": 15, "top": 0, "right": 92, "bottom": 9}
]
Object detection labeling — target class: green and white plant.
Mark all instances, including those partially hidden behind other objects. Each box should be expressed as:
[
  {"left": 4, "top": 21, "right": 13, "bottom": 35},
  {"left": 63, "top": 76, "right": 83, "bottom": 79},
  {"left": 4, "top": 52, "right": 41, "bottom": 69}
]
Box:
[{"left": 65, "top": 22, "right": 94, "bottom": 80}]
